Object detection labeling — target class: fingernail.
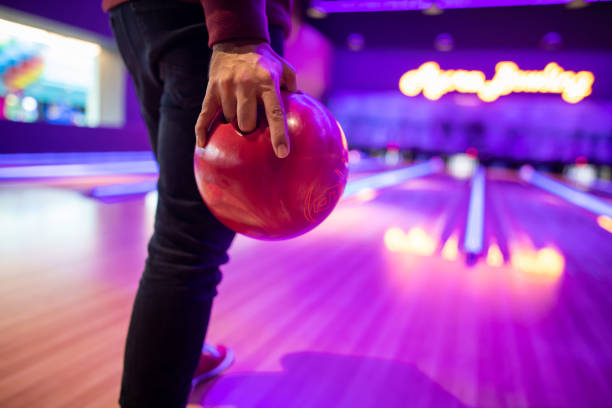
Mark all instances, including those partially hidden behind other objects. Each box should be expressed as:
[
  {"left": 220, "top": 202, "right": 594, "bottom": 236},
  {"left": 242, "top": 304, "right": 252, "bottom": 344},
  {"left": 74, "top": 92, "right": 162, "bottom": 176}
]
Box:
[{"left": 276, "top": 144, "right": 288, "bottom": 158}]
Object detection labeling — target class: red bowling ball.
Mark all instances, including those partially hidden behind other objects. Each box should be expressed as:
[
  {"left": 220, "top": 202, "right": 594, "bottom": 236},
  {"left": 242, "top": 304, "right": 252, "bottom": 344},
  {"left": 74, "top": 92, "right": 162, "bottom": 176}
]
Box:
[{"left": 194, "top": 91, "right": 349, "bottom": 240}]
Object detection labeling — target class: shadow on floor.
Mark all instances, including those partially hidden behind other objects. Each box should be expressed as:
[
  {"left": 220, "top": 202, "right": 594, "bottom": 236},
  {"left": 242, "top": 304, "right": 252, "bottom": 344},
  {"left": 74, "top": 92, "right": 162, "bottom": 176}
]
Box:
[{"left": 191, "top": 351, "right": 470, "bottom": 408}]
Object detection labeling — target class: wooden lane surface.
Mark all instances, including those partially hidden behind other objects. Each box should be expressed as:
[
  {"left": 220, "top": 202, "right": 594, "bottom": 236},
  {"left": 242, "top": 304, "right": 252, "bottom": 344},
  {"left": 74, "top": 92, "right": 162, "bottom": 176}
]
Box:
[
  {"left": 0, "top": 175, "right": 461, "bottom": 407},
  {"left": 486, "top": 178, "right": 612, "bottom": 407},
  {"left": 192, "top": 174, "right": 470, "bottom": 407},
  {"left": 2, "top": 172, "right": 611, "bottom": 408},
  {"left": 494, "top": 184, "right": 612, "bottom": 406},
  {"left": 0, "top": 187, "right": 148, "bottom": 408},
  {"left": 195, "top": 175, "right": 612, "bottom": 407}
]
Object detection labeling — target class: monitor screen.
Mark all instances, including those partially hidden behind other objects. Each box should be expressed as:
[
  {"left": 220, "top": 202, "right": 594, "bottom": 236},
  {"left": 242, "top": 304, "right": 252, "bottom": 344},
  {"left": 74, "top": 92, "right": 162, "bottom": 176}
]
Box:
[{"left": 0, "top": 17, "right": 101, "bottom": 126}]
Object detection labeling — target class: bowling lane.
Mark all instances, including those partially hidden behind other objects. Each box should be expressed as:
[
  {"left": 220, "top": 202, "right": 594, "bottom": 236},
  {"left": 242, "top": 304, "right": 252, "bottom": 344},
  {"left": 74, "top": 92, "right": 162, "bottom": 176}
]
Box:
[
  {"left": 0, "top": 187, "right": 149, "bottom": 408},
  {"left": 0, "top": 173, "right": 469, "bottom": 408},
  {"left": 191, "top": 173, "right": 473, "bottom": 407},
  {"left": 484, "top": 175, "right": 612, "bottom": 407},
  {"left": 3, "top": 170, "right": 612, "bottom": 408},
  {"left": 196, "top": 171, "right": 612, "bottom": 408}
]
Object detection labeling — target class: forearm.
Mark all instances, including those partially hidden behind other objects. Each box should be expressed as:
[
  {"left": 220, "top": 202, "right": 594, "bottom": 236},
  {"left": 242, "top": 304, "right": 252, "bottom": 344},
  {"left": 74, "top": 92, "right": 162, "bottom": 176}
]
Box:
[
  {"left": 196, "top": 0, "right": 296, "bottom": 158},
  {"left": 201, "top": 0, "right": 292, "bottom": 47},
  {"left": 201, "top": 0, "right": 268, "bottom": 46},
  {"left": 267, "top": 0, "right": 292, "bottom": 37}
]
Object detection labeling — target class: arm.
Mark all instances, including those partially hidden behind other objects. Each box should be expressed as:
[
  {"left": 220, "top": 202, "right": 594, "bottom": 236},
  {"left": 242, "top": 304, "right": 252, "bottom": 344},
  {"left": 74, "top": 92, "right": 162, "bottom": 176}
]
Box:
[
  {"left": 201, "top": 0, "right": 291, "bottom": 47},
  {"left": 196, "top": 0, "right": 295, "bottom": 158}
]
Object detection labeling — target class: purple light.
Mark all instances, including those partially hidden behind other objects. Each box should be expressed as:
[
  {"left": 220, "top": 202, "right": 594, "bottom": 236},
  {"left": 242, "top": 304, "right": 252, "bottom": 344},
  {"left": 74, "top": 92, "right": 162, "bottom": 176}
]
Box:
[
  {"left": 0, "top": 151, "right": 155, "bottom": 166},
  {"left": 90, "top": 180, "right": 158, "bottom": 198},
  {"left": 464, "top": 166, "right": 486, "bottom": 256},
  {"left": 540, "top": 32, "right": 563, "bottom": 51},
  {"left": 346, "top": 33, "right": 366, "bottom": 51},
  {"left": 311, "top": 0, "right": 610, "bottom": 13},
  {"left": 342, "top": 158, "right": 443, "bottom": 199},
  {"left": 520, "top": 166, "right": 612, "bottom": 218},
  {"left": 592, "top": 179, "right": 612, "bottom": 196},
  {"left": 434, "top": 33, "right": 454, "bottom": 52},
  {"left": 0, "top": 161, "right": 158, "bottom": 179},
  {"left": 0, "top": 151, "right": 157, "bottom": 179}
]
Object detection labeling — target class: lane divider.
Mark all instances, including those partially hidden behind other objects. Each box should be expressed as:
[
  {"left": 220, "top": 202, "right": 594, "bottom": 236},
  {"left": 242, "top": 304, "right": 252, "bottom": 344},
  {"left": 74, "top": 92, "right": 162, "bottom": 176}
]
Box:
[
  {"left": 520, "top": 165, "right": 612, "bottom": 218},
  {"left": 90, "top": 180, "right": 158, "bottom": 198},
  {"left": 92, "top": 158, "right": 445, "bottom": 200},
  {"left": 0, "top": 161, "right": 158, "bottom": 179},
  {"left": 463, "top": 166, "right": 486, "bottom": 261},
  {"left": 342, "top": 158, "right": 444, "bottom": 199}
]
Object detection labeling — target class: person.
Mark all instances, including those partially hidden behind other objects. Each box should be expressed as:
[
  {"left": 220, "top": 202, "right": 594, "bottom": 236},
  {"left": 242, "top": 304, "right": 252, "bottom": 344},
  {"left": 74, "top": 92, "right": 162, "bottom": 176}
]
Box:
[{"left": 102, "top": 0, "right": 295, "bottom": 406}]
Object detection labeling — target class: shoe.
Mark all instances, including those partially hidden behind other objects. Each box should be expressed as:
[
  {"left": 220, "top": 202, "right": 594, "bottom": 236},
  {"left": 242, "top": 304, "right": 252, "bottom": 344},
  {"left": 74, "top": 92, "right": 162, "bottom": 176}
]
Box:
[{"left": 192, "top": 344, "right": 235, "bottom": 387}]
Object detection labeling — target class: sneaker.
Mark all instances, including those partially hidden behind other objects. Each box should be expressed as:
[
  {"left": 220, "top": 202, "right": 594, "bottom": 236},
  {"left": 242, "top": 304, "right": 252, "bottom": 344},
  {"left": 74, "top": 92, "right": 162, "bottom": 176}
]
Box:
[{"left": 192, "top": 344, "right": 235, "bottom": 387}]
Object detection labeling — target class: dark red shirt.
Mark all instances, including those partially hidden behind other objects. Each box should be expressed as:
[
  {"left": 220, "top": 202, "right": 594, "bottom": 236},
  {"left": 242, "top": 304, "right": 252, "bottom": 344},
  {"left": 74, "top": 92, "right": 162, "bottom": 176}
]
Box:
[{"left": 102, "top": 0, "right": 291, "bottom": 47}]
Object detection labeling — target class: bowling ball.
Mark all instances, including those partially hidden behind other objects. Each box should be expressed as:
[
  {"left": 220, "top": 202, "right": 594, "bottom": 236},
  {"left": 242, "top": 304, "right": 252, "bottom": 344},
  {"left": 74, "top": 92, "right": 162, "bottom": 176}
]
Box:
[{"left": 194, "top": 91, "right": 349, "bottom": 240}]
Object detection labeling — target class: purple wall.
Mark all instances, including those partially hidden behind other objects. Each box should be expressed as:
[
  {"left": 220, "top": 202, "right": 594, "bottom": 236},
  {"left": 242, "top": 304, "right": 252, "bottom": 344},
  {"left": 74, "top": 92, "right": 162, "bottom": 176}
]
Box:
[
  {"left": 309, "top": 3, "right": 612, "bottom": 50},
  {"left": 326, "top": 48, "right": 612, "bottom": 164},
  {"left": 2, "top": 1, "right": 611, "bottom": 155},
  {"left": 330, "top": 50, "right": 612, "bottom": 99},
  {"left": 0, "top": 0, "right": 113, "bottom": 40},
  {"left": 0, "top": 120, "right": 149, "bottom": 154}
]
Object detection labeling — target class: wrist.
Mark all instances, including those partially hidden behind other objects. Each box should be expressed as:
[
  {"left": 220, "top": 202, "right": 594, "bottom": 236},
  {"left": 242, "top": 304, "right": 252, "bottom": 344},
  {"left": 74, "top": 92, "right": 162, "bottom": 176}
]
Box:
[{"left": 212, "top": 39, "right": 267, "bottom": 53}]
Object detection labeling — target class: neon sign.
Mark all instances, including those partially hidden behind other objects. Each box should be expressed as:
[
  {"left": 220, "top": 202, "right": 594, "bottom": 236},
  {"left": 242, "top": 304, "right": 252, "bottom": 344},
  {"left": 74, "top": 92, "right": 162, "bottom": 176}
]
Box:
[{"left": 399, "top": 61, "right": 594, "bottom": 103}]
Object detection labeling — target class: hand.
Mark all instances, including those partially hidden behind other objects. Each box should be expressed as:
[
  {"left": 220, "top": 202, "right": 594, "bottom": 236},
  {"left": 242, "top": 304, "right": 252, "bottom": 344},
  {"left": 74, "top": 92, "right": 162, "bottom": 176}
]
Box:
[{"left": 195, "top": 41, "right": 297, "bottom": 158}]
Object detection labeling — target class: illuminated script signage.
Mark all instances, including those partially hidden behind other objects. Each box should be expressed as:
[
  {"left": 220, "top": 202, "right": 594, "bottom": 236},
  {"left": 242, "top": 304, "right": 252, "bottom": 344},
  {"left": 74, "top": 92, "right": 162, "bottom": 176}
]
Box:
[{"left": 399, "top": 62, "right": 594, "bottom": 103}]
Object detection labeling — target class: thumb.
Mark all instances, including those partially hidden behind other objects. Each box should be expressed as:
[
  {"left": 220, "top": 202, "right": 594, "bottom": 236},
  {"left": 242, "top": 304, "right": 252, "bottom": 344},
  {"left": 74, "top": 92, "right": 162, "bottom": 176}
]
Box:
[{"left": 195, "top": 90, "right": 219, "bottom": 148}]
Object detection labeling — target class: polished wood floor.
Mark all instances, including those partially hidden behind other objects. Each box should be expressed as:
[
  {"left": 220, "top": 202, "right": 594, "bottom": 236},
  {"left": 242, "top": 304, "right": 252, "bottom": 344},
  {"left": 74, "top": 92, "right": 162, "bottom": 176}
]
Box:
[{"left": 1, "top": 171, "right": 611, "bottom": 407}]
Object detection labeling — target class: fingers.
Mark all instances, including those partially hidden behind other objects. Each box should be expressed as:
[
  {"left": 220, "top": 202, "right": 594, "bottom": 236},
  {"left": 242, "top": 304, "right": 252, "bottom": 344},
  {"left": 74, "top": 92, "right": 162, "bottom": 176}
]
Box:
[
  {"left": 281, "top": 60, "right": 297, "bottom": 93},
  {"left": 261, "top": 84, "right": 289, "bottom": 159},
  {"left": 219, "top": 80, "right": 237, "bottom": 123},
  {"left": 200, "top": 42, "right": 293, "bottom": 155},
  {"left": 236, "top": 87, "right": 257, "bottom": 133},
  {"left": 195, "top": 85, "right": 219, "bottom": 148}
]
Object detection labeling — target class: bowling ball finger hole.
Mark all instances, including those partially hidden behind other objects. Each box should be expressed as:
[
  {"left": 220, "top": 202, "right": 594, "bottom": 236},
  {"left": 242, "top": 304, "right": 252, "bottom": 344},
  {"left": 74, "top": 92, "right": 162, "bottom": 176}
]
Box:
[
  {"left": 235, "top": 122, "right": 255, "bottom": 134},
  {"left": 233, "top": 119, "right": 263, "bottom": 138},
  {"left": 207, "top": 110, "right": 228, "bottom": 134}
]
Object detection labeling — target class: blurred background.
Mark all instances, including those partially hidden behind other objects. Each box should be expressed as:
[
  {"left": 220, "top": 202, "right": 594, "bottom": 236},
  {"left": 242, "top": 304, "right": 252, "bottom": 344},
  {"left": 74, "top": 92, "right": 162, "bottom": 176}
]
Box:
[
  {"left": 1, "top": 0, "right": 611, "bottom": 184},
  {"left": 1, "top": 1, "right": 611, "bottom": 407}
]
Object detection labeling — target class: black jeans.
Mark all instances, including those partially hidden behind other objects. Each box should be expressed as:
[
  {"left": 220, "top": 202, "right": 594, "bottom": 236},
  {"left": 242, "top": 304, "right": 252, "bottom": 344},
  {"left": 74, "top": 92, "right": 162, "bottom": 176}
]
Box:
[{"left": 109, "top": 2, "right": 283, "bottom": 406}]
